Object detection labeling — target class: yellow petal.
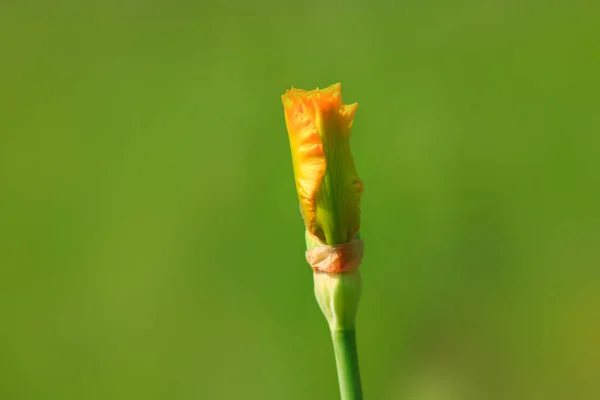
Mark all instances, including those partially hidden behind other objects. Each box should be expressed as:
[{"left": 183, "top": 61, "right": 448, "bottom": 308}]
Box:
[{"left": 282, "top": 83, "right": 363, "bottom": 245}]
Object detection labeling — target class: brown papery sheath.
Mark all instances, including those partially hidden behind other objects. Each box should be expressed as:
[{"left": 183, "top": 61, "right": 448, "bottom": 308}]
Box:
[{"left": 305, "top": 240, "right": 364, "bottom": 273}]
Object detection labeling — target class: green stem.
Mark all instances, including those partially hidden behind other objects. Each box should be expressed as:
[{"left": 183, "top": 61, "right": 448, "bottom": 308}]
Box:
[{"left": 331, "top": 329, "right": 363, "bottom": 400}]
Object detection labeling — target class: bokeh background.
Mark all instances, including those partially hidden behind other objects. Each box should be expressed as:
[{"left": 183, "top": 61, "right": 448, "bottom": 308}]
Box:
[{"left": 1, "top": 1, "right": 599, "bottom": 399}]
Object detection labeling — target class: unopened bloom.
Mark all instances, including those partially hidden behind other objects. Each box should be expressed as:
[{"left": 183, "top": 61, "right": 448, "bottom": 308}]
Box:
[{"left": 281, "top": 83, "right": 364, "bottom": 247}]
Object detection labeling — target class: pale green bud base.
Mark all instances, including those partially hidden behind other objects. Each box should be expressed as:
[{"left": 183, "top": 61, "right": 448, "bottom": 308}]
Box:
[
  {"left": 314, "top": 271, "right": 364, "bottom": 400},
  {"left": 313, "top": 270, "right": 362, "bottom": 332}
]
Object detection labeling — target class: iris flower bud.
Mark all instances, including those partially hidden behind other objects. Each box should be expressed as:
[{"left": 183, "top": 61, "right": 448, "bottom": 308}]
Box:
[
  {"left": 282, "top": 83, "right": 363, "bottom": 247},
  {"left": 282, "top": 83, "right": 365, "bottom": 399}
]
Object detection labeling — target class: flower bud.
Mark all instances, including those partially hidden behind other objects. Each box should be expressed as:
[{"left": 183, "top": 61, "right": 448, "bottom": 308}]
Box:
[
  {"left": 283, "top": 83, "right": 365, "bottom": 331},
  {"left": 282, "top": 83, "right": 363, "bottom": 246}
]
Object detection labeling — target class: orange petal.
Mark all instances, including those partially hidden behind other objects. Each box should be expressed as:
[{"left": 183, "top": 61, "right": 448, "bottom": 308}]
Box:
[{"left": 282, "top": 83, "right": 363, "bottom": 244}]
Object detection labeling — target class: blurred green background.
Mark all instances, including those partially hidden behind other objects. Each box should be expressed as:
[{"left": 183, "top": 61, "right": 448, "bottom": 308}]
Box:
[{"left": 1, "top": 1, "right": 599, "bottom": 399}]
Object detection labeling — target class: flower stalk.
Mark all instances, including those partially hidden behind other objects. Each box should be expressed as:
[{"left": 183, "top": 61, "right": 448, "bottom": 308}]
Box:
[
  {"left": 282, "top": 83, "right": 365, "bottom": 400},
  {"left": 331, "top": 329, "right": 363, "bottom": 400}
]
